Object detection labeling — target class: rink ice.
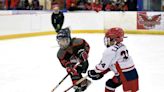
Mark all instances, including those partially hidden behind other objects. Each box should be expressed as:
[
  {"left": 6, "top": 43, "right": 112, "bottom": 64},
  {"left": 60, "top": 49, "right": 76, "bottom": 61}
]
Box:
[{"left": 0, "top": 34, "right": 164, "bottom": 92}]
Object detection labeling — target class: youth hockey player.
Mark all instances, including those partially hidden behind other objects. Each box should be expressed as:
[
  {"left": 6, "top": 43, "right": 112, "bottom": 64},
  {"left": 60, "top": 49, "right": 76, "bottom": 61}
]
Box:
[
  {"left": 51, "top": 3, "right": 64, "bottom": 33},
  {"left": 88, "top": 27, "right": 139, "bottom": 92},
  {"left": 56, "top": 28, "right": 91, "bottom": 92}
]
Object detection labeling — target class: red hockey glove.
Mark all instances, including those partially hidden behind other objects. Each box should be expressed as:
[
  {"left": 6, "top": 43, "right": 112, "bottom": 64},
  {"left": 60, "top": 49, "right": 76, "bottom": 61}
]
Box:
[{"left": 66, "top": 67, "right": 78, "bottom": 75}]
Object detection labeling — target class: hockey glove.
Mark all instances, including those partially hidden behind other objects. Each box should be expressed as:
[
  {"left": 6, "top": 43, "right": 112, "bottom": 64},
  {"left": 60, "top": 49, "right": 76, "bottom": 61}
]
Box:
[
  {"left": 66, "top": 67, "right": 78, "bottom": 75},
  {"left": 77, "top": 49, "right": 88, "bottom": 62},
  {"left": 88, "top": 70, "right": 104, "bottom": 80}
]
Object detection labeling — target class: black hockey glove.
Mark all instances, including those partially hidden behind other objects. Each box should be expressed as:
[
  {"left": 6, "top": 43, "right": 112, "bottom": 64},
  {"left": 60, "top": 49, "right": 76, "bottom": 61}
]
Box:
[
  {"left": 88, "top": 70, "right": 104, "bottom": 80},
  {"left": 76, "top": 60, "right": 89, "bottom": 74}
]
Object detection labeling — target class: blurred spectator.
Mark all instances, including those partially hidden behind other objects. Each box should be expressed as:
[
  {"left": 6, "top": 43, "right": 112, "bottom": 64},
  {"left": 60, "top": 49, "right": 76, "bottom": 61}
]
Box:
[
  {"left": 0, "top": 0, "right": 3, "bottom": 9},
  {"left": 51, "top": 0, "right": 65, "bottom": 10},
  {"left": 23, "top": 0, "right": 42, "bottom": 10},
  {"left": 105, "top": 2, "right": 114, "bottom": 11},
  {"left": 23, "top": 0, "right": 31, "bottom": 9},
  {"left": 91, "top": 0, "right": 102, "bottom": 12},
  {"left": 66, "top": 0, "right": 77, "bottom": 11},
  {"left": 85, "top": 1, "right": 92, "bottom": 10},
  {"left": 31, "top": 0, "right": 42, "bottom": 10},
  {"left": 102, "top": 0, "right": 111, "bottom": 10},
  {"left": 127, "top": 0, "right": 137, "bottom": 11},
  {"left": 104, "top": 0, "right": 128, "bottom": 11},
  {"left": 24, "top": 0, "right": 43, "bottom": 10},
  {"left": 123, "top": 1, "right": 128, "bottom": 11},
  {"left": 0, "top": 0, "right": 142, "bottom": 11},
  {"left": 5, "top": 0, "right": 20, "bottom": 9},
  {"left": 76, "top": 0, "right": 87, "bottom": 10}
]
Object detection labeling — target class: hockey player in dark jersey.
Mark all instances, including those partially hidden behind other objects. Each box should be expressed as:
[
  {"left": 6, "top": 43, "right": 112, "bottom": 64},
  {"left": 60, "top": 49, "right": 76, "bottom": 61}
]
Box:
[
  {"left": 51, "top": 3, "right": 64, "bottom": 33},
  {"left": 56, "top": 28, "right": 91, "bottom": 92}
]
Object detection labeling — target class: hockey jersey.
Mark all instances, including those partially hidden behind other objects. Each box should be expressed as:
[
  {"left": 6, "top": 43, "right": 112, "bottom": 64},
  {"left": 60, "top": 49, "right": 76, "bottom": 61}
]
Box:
[
  {"left": 57, "top": 38, "right": 90, "bottom": 68},
  {"left": 95, "top": 43, "right": 138, "bottom": 81}
]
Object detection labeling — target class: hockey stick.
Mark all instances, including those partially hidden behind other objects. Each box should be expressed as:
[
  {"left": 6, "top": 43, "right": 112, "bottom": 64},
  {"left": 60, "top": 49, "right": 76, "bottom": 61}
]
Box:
[
  {"left": 51, "top": 45, "right": 59, "bottom": 48},
  {"left": 51, "top": 74, "right": 69, "bottom": 92},
  {"left": 64, "top": 75, "right": 88, "bottom": 92},
  {"left": 51, "top": 61, "right": 83, "bottom": 92}
]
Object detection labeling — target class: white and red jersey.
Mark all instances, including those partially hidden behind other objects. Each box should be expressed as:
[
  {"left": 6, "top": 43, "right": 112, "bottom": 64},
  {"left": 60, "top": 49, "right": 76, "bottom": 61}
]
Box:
[
  {"left": 95, "top": 43, "right": 135, "bottom": 75},
  {"left": 95, "top": 43, "right": 139, "bottom": 91}
]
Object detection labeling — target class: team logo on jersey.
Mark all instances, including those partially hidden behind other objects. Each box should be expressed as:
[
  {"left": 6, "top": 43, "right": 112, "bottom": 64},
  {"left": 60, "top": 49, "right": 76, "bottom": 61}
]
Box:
[{"left": 138, "top": 13, "right": 161, "bottom": 29}]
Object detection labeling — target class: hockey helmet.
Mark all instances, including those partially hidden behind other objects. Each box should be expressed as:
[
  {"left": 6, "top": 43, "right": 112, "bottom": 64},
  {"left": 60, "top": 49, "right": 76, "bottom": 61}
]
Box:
[
  {"left": 56, "top": 28, "right": 71, "bottom": 49},
  {"left": 104, "top": 27, "right": 124, "bottom": 47}
]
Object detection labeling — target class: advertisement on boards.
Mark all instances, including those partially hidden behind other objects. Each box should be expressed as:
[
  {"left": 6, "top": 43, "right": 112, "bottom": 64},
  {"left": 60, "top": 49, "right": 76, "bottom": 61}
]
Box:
[{"left": 137, "top": 12, "right": 164, "bottom": 30}]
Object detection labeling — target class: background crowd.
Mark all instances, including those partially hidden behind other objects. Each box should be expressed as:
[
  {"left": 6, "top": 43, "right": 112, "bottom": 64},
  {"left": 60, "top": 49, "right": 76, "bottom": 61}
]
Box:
[{"left": 0, "top": 0, "right": 163, "bottom": 11}]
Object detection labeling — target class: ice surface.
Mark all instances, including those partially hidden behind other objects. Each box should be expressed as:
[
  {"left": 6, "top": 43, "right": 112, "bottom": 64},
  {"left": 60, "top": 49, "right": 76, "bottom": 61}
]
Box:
[{"left": 0, "top": 34, "right": 164, "bottom": 92}]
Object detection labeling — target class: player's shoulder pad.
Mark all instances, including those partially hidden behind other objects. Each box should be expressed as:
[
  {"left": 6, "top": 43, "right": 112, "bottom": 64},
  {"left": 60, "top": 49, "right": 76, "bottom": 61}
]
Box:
[
  {"left": 103, "top": 47, "right": 116, "bottom": 58},
  {"left": 107, "top": 46, "right": 118, "bottom": 52},
  {"left": 57, "top": 49, "right": 66, "bottom": 59},
  {"left": 115, "top": 43, "right": 125, "bottom": 49},
  {"left": 111, "top": 43, "right": 125, "bottom": 52},
  {"left": 72, "top": 38, "right": 84, "bottom": 47}
]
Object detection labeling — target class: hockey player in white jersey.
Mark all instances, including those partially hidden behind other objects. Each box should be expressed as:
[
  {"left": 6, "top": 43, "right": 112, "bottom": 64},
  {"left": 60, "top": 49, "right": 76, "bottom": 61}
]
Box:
[{"left": 88, "top": 27, "right": 139, "bottom": 92}]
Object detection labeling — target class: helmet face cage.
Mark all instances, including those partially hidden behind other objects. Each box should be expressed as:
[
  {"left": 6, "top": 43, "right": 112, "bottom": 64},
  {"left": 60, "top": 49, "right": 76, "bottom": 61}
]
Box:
[
  {"left": 104, "top": 37, "right": 116, "bottom": 47},
  {"left": 56, "top": 28, "right": 71, "bottom": 49},
  {"left": 57, "top": 37, "right": 70, "bottom": 49}
]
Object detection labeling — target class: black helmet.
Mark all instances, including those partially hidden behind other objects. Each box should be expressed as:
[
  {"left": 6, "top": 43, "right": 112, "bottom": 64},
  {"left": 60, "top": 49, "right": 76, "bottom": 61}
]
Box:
[
  {"left": 56, "top": 28, "right": 71, "bottom": 49},
  {"left": 56, "top": 27, "right": 71, "bottom": 40}
]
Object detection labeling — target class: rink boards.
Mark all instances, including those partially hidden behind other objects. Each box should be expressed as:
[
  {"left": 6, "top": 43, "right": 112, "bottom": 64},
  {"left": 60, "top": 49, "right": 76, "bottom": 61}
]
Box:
[{"left": 0, "top": 11, "right": 164, "bottom": 40}]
